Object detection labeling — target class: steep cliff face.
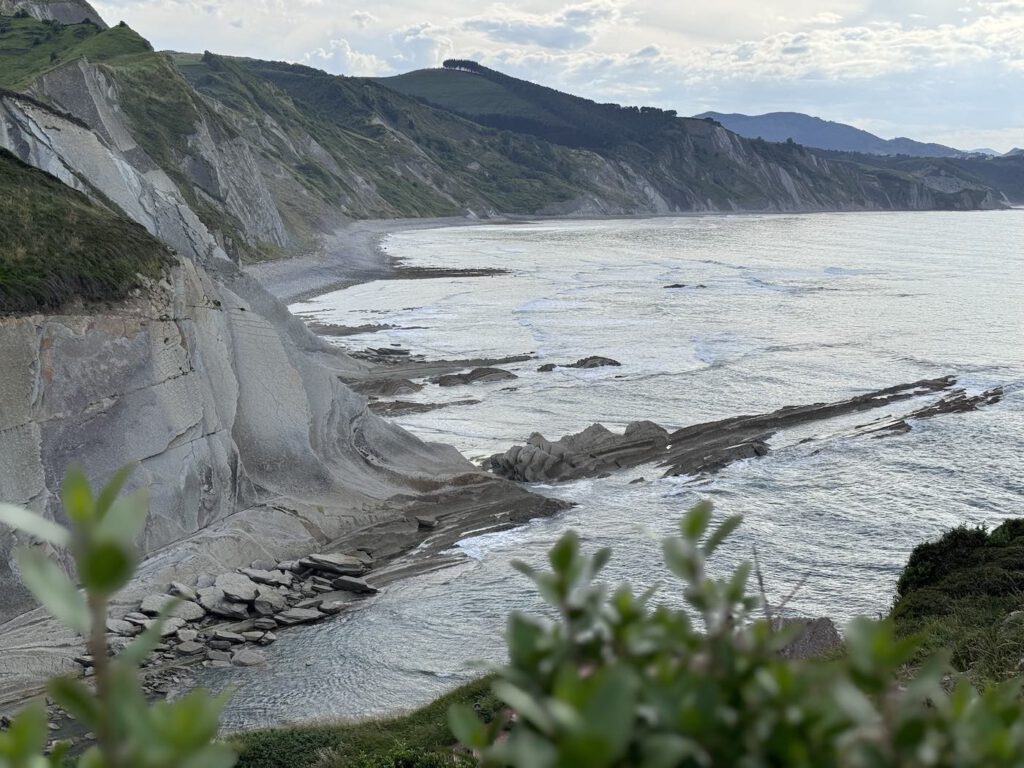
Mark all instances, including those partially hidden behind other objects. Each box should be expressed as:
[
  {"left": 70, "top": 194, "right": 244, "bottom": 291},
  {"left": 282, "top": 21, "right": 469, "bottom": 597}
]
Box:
[{"left": 0, "top": 88, "right": 473, "bottom": 701}]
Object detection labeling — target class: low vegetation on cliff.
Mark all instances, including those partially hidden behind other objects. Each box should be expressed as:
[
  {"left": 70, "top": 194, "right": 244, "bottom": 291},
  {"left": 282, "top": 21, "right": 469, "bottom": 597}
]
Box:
[
  {"left": 0, "top": 148, "right": 171, "bottom": 313},
  {"left": 0, "top": 15, "right": 148, "bottom": 90},
  {"left": 892, "top": 520, "right": 1024, "bottom": 683}
]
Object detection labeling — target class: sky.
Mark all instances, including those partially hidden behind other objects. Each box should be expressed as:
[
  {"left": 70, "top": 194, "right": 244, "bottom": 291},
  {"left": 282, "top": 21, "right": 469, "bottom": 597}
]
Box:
[{"left": 92, "top": 0, "right": 1024, "bottom": 152}]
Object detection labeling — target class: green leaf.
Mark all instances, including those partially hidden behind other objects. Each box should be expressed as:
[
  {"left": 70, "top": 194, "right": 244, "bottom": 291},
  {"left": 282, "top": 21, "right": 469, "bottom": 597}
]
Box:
[
  {"left": 592, "top": 547, "right": 612, "bottom": 573},
  {"left": 15, "top": 549, "right": 89, "bottom": 635},
  {"left": 493, "top": 681, "right": 555, "bottom": 735},
  {"left": 549, "top": 531, "right": 580, "bottom": 574},
  {"left": 449, "top": 703, "right": 489, "bottom": 749},
  {"left": 94, "top": 464, "right": 136, "bottom": 519},
  {"left": 0, "top": 504, "right": 70, "bottom": 548},
  {"left": 61, "top": 466, "right": 94, "bottom": 526},
  {"left": 681, "top": 501, "right": 713, "bottom": 540},
  {"left": 703, "top": 514, "right": 743, "bottom": 555},
  {"left": 47, "top": 677, "right": 99, "bottom": 728},
  {"left": 95, "top": 489, "right": 149, "bottom": 545},
  {"left": 5, "top": 702, "right": 48, "bottom": 761},
  {"left": 78, "top": 539, "right": 136, "bottom": 595}
]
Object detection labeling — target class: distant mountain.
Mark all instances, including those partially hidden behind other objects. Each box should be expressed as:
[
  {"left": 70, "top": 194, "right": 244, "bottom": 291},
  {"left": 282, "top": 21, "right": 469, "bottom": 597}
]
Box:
[
  {"left": 695, "top": 111, "right": 965, "bottom": 158},
  {"left": 968, "top": 148, "right": 1001, "bottom": 156},
  {"left": 1006, "top": 148, "right": 1024, "bottom": 157}
]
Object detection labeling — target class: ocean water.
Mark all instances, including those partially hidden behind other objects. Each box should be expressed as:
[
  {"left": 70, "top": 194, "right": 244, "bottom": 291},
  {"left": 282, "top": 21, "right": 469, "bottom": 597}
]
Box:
[{"left": 205, "top": 212, "right": 1024, "bottom": 729}]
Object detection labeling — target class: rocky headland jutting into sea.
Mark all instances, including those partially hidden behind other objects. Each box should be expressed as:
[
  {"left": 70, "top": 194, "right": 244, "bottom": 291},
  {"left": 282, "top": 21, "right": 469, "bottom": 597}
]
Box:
[{"left": 0, "top": 0, "right": 1019, "bottom": 721}]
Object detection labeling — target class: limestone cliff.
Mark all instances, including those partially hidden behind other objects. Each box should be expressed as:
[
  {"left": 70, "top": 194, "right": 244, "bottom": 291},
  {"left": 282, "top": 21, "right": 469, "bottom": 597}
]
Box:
[{"left": 0, "top": 90, "right": 472, "bottom": 701}]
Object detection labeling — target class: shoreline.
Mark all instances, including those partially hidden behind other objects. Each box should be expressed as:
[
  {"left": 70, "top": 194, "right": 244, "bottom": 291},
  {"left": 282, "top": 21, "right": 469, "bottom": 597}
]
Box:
[
  {"left": 246, "top": 216, "right": 510, "bottom": 304},
  {"left": 248, "top": 207, "right": 1020, "bottom": 305}
]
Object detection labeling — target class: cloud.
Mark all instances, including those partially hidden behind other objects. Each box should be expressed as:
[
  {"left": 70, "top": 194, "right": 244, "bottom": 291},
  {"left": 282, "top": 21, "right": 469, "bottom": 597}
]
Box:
[
  {"left": 351, "top": 10, "right": 377, "bottom": 29},
  {"left": 390, "top": 22, "right": 453, "bottom": 68},
  {"left": 463, "top": 1, "right": 624, "bottom": 49},
  {"left": 304, "top": 37, "right": 389, "bottom": 76}
]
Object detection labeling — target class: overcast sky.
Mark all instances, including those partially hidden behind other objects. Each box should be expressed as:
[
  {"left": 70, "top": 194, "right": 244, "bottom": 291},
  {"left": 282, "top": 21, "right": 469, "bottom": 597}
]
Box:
[{"left": 93, "top": 0, "right": 1023, "bottom": 152}]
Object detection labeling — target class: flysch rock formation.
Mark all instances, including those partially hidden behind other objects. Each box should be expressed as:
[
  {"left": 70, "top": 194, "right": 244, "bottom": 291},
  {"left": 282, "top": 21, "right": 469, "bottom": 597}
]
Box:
[
  {"left": 488, "top": 377, "right": 1003, "bottom": 483},
  {"left": 0, "top": 88, "right": 506, "bottom": 703}
]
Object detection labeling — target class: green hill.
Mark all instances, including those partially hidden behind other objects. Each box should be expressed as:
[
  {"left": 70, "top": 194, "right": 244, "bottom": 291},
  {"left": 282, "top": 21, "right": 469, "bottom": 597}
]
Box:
[
  {"left": 378, "top": 60, "right": 680, "bottom": 150},
  {"left": 0, "top": 14, "right": 149, "bottom": 90},
  {"left": 0, "top": 148, "right": 172, "bottom": 313}
]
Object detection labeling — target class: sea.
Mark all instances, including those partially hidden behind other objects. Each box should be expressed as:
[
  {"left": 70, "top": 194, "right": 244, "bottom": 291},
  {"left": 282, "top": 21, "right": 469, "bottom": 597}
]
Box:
[{"left": 201, "top": 211, "right": 1024, "bottom": 729}]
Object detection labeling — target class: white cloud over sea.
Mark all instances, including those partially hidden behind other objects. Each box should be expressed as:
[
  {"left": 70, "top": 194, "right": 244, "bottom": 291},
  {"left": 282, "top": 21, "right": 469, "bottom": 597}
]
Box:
[{"left": 92, "top": 0, "right": 1023, "bottom": 151}]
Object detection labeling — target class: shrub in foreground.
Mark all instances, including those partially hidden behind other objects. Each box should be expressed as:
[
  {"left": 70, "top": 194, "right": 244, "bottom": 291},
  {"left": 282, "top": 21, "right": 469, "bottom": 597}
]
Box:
[
  {"left": 451, "top": 503, "right": 1024, "bottom": 767},
  {"left": 893, "top": 520, "right": 1024, "bottom": 682},
  {"left": 0, "top": 467, "right": 234, "bottom": 768}
]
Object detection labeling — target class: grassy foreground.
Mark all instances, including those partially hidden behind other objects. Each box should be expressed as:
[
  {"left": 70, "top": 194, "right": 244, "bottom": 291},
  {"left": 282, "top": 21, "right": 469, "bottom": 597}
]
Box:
[
  {"left": 232, "top": 677, "right": 501, "bottom": 768},
  {"left": 0, "top": 148, "right": 172, "bottom": 313}
]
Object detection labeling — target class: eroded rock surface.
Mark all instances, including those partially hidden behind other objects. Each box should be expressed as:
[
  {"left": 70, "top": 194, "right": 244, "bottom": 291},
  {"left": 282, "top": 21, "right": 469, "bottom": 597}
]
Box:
[
  {"left": 488, "top": 377, "right": 1000, "bottom": 483},
  {"left": 434, "top": 367, "right": 518, "bottom": 387}
]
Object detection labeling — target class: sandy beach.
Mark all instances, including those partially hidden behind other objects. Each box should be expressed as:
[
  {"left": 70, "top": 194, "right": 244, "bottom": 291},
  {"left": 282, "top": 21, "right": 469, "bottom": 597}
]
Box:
[{"left": 246, "top": 216, "right": 507, "bottom": 303}]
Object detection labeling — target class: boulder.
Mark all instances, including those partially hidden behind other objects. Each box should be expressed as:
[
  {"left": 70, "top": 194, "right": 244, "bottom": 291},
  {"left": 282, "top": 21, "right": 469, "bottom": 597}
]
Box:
[
  {"left": 250, "top": 560, "right": 277, "bottom": 572},
  {"left": 168, "top": 582, "right": 198, "bottom": 602},
  {"left": 176, "top": 629, "right": 199, "bottom": 643},
  {"left": 240, "top": 568, "right": 293, "bottom": 588},
  {"left": 175, "top": 641, "right": 205, "bottom": 655},
  {"left": 259, "top": 632, "right": 277, "bottom": 646},
  {"left": 231, "top": 649, "right": 267, "bottom": 667},
  {"left": 197, "top": 587, "right": 250, "bottom": 619},
  {"left": 537, "top": 363, "right": 556, "bottom": 372},
  {"left": 253, "top": 588, "right": 286, "bottom": 616},
  {"left": 206, "top": 649, "right": 232, "bottom": 662},
  {"left": 241, "top": 631, "right": 265, "bottom": 643},
  {"left": 275, "top": 608, "right": 324, "bottom": 625},
  {"left": 160, "top": 618, "right": 186, "bottom": 637},
  {"left": 212, "top": 630, "right": 245, "bottom": 644},
  {"left": 332, "top": 576, "right": 379, "bottom": 595},
  {"left": 318, "top": 599, "right": 351, "bottom": 615},
  {"left": 106, "top": 619, "right": 140, "bottom": 637},
  {"left": 302, "top": 553, "right": 366, "bottom": 576},
  {"left": 139, "top": 594, "right": 206, "bottom": 622},
  {"left": 253, "top": 617, "right": 278, "bottom": 631},
  {"left": 215, "top": 573, "right": 260, "bottom": 603}
]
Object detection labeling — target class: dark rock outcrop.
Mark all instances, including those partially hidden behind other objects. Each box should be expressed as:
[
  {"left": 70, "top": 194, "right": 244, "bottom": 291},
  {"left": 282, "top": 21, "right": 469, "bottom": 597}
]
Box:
[
  {"left": 434, "top": 367, "right": 518, "bottom": 387},
  {"left": 489, "top": 421, "right": 669, "bottom": 483},
  {"left": 488, "top": 376, "right": 1000, "bottom": 483}
]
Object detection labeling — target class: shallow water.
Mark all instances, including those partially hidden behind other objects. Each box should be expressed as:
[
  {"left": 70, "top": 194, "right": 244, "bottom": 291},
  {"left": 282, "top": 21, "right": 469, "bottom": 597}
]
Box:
[{"left": 204, "top": 211, "right": 1024, "bottom": 729}]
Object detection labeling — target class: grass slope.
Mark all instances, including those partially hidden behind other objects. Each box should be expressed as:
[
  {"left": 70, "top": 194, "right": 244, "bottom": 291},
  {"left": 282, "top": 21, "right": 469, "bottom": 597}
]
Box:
[
  {"left": 892, "top": 520, "right": 1024, "bottom": 683},
  {"left": 377, "top": 64, "right": 678, "bottom": 151},
  {"left": 184, "top": 55, "right": 592, "bottom": 215},
  {"left": 0, "top": 15, "right": 149, "bottom": 90},
  {"left": 377, "top": 68, "right": 560, "bottom": 127},
  {"left": 232, "top": 677, "right": 500, "bottom": 768},
  {"left": 0, "top": 148, "right": 172, "bottom": 313}
]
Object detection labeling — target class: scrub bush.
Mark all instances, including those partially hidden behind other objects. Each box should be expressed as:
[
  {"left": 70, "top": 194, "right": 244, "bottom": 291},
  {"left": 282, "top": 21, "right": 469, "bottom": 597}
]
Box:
[{"left": 452, "top": 502, "right": 1024, "bottom": 767}]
